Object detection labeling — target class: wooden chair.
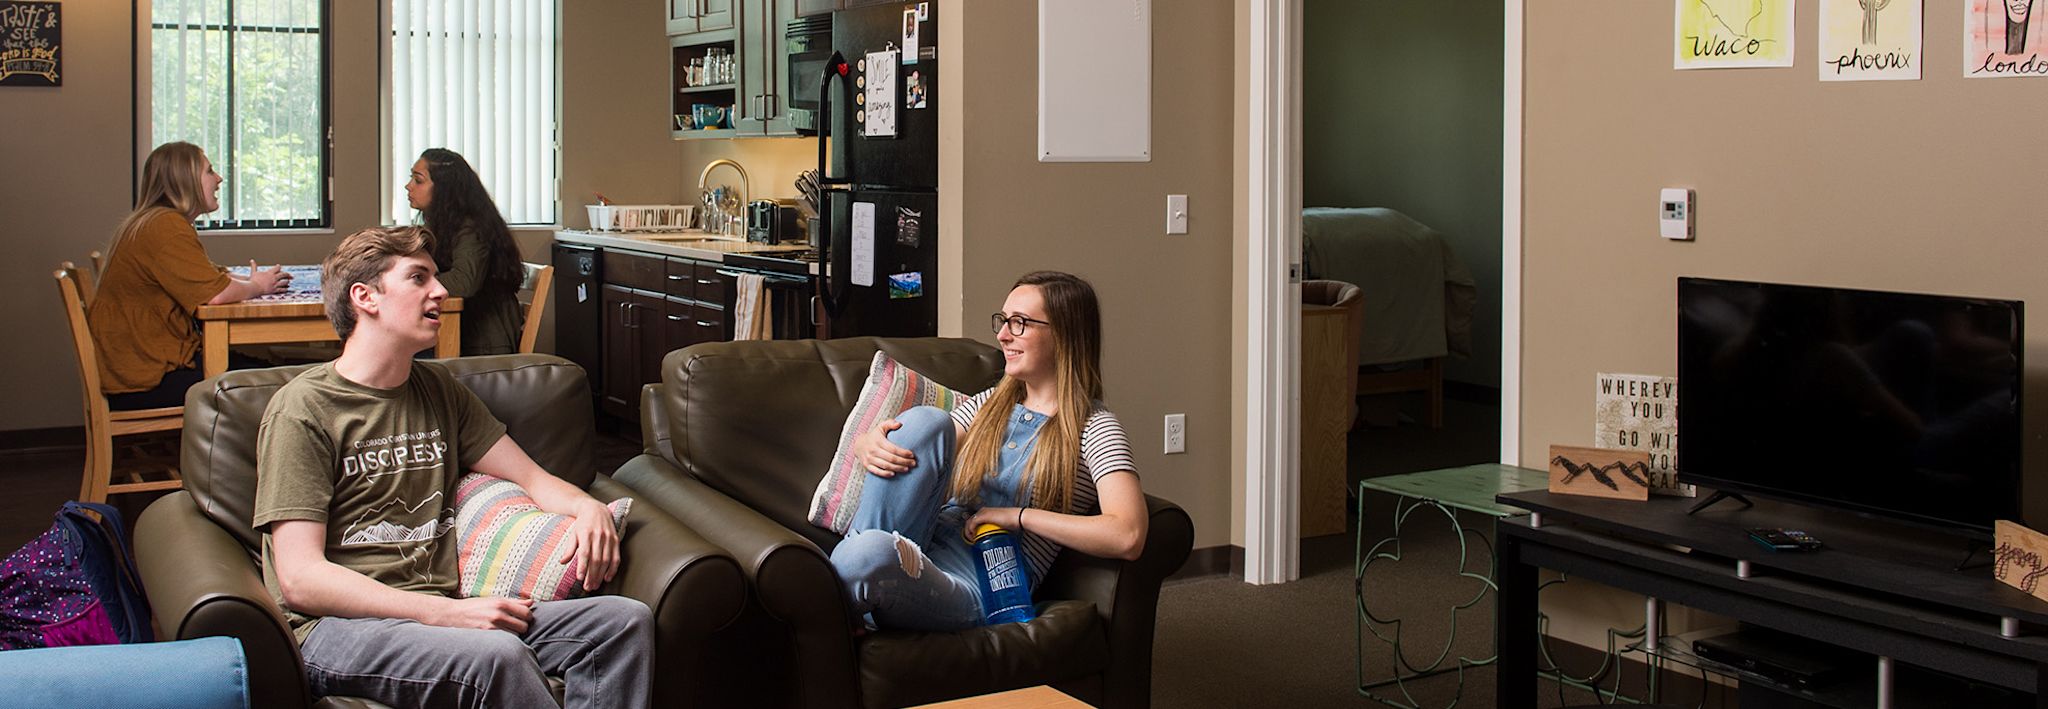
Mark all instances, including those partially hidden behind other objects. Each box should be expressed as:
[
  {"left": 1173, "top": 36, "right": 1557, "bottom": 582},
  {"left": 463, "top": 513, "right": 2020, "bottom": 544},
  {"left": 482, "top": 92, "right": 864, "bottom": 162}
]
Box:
[
  {"left": 59, "top": 260, "right": 96, "bottom": 310},
  {"left": 518, "top": 262, "right": 555, "bottom": 354},
  {"left": 88, "top": 250, "right": 104, "bottom": 280},
  {"left": 55, "top": 270, "right": 183, "bottom": 504}
]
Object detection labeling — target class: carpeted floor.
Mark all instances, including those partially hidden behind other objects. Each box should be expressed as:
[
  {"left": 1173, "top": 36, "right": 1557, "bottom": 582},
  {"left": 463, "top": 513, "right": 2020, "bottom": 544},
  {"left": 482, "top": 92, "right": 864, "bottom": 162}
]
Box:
[
  {"left": 1148, "top": 394, "right": 1525, "bottom": 708},
  {"left": 0, "top": 393, "right": 1674, "bottom": 707}
]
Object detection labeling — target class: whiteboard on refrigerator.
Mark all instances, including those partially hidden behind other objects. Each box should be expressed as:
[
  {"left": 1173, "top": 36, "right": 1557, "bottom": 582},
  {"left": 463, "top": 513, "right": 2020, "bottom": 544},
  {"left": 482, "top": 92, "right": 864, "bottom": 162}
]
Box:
[{"left": 1038, "top": 0, "right": 1151, "bottom": 162}]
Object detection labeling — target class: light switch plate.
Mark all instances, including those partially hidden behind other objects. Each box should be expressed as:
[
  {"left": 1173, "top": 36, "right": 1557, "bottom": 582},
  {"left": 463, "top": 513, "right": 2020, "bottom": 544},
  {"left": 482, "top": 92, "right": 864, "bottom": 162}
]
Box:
[
  {"left": 1166, "top": 194, "right": 1188, "bottom": 235},
  {"left": 1163, "top": 413, "right": 1185, "bottom": 454}
]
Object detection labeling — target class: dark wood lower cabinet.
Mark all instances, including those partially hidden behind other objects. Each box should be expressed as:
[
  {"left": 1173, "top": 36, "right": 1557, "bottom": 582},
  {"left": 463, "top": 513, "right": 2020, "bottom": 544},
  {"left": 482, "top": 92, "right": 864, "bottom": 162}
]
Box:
[
  {"left": 600, "top": 285, "right": 667, "bottom": 421},
  {"left": 596, "top": 252, "right": 732, "bottom": 424}
]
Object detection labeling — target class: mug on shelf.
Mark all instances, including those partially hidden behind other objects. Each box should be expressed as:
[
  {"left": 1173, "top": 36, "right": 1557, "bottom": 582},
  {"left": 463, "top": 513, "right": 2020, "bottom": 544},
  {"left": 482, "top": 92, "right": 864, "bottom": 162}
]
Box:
[
  {"left": 697, "top": 104, "right": 727, "bottom": 130},
  {"left": 674, "top": 113, "right": 694, "bottom": 130}
]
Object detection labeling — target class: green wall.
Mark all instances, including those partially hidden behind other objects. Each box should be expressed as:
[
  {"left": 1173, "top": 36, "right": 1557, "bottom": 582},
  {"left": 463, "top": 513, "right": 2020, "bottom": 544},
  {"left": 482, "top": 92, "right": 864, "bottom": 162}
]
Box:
[{"left": 1304, "top": 0, "right": 1504, "bottom": 388}]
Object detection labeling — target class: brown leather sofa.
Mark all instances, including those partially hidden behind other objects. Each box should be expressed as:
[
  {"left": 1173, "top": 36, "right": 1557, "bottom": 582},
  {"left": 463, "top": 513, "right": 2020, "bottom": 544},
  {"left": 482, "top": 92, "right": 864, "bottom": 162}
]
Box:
[
  {"left": 134, "top": 354, "right": 747, "bottom": 709},
  {"left": 613, "top": 337, "right": 1195, "bottom": 709}
]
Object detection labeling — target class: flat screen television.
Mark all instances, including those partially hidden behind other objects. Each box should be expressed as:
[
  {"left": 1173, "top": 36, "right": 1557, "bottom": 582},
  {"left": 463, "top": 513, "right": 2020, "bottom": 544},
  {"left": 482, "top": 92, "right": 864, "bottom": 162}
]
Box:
[{"left": 1676, "top": 277, "right": 2024, "bottom": 536}]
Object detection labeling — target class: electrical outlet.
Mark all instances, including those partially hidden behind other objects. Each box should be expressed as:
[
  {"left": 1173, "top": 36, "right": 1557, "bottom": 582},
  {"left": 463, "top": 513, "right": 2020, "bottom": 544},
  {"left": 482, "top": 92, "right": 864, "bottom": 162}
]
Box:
[{"left": 1164, "top": 413, "right": 1186, "bottom": 454}]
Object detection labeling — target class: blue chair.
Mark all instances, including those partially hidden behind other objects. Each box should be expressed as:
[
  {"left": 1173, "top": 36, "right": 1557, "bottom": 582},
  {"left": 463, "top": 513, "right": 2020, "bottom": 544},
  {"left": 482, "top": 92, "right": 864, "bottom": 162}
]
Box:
[{"left": 0, "top": 636, "right": 248, "bottom": 708}]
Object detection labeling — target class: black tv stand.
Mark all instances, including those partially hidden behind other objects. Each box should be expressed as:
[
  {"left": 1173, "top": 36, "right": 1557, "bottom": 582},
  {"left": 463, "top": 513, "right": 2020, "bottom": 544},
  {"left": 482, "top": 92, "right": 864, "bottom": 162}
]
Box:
[
  {"left": 1957, "top": 539, "right": 1990, "bottom": 572},
  {"left": 1686, "top": 489, "right": 1753, "bottom": 516},
  {"left": 1493, "top": 490, "right": 2048, "bottom": 709}
]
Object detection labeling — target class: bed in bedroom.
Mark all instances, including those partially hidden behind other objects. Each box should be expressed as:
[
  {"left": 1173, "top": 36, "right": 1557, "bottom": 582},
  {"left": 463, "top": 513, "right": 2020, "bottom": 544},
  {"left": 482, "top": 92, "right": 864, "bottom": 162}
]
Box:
[{"left": 1301, "top": 207, "right": 1477, "bottom": 428}]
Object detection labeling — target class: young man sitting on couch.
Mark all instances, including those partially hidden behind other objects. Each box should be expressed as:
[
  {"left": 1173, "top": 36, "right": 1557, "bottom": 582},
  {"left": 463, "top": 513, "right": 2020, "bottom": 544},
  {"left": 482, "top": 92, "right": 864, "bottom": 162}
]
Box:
[{"left": 254, "top": 226, "right": 653, "bottom": 708}]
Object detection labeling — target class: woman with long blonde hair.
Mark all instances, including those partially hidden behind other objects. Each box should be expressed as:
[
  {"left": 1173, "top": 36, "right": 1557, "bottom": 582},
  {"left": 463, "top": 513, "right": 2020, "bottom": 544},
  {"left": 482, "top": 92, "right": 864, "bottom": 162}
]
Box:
[
  {"left": 833, "top": 271, "right": 1147, "bottom": 631},
  {"left": 91, "top": 141, "right": 291, "bottom": 409}
]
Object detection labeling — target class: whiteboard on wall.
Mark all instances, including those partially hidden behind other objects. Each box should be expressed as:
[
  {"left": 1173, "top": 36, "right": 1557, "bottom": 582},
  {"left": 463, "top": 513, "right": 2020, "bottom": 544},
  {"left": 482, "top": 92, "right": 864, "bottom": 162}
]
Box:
[{"left": 1038, "top": 0, "right": 1151, "bottom": 162}]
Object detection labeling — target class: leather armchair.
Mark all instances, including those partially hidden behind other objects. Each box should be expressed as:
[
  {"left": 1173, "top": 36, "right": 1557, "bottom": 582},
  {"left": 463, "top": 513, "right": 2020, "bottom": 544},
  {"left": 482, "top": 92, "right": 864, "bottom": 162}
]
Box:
[
  {"left": 613, "top": 338, "right": 1195, "bottom": 709},
  {"left": 135, "top": 354, "right": 747, "bottom": 709}
]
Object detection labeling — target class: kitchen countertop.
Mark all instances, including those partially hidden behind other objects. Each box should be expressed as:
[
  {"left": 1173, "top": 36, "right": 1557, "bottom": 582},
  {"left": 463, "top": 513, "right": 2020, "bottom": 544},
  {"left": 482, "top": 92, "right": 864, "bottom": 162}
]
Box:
[{"left": 554, "top": 229, "right": 815, "bottom": 274}]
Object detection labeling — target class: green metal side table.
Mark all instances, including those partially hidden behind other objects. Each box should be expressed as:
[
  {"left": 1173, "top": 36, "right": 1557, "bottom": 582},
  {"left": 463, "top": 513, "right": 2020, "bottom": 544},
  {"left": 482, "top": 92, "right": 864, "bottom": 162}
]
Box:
[
  {"left": 1355, "top": 464, "right": 1549, "bottom": 708},
  {"left": 1357, "top": 464, "right": 1663, "bottom": 708}
]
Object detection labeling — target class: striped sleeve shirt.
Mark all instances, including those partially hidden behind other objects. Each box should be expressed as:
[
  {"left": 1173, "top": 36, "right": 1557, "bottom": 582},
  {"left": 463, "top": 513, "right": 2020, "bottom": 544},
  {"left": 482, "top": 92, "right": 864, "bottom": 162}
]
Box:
[{"left": 951, "top": 391, "right": 1138, "bottom": 587}]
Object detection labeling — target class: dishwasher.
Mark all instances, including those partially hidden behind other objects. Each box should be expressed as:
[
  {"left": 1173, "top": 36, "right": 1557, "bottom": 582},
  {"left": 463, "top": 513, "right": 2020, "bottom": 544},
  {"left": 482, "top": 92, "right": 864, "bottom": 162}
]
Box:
[{"left": 550, "top": 242, "right": 603, "bottom": 395}]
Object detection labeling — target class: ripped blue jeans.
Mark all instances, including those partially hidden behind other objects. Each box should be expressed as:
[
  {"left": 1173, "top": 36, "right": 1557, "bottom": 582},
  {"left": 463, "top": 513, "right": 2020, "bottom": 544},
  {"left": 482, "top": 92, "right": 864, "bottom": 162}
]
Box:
[{"left": 829, "top": 404, "right": 1042, "bottom": 631}]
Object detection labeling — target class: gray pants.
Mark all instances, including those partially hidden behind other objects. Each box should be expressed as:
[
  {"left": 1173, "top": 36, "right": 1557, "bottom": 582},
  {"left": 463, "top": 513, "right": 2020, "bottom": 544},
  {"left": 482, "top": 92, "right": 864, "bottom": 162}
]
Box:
[{"left": 300, "top": 595, "right": 654, "bottom": 709}]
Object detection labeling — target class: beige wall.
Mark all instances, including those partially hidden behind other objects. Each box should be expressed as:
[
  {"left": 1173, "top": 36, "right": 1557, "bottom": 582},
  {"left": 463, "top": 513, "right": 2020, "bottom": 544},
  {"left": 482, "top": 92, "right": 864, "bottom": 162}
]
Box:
[
  {"left": 1230, "top": 0, "right": 1250, "bottom": 547},
  {"left": 2, "top": 2, "right": 679, "bottom": 432},
  {"left": 1, "top": 1, "right": 133, "bottom": 433},
  {"left": 663, "top": 138, "right": 816, "bottom": 234},
  {"left": 955, "top": 0, "right": 1239, "bottom": 550},
  {"left": 1523, "top": 0, "right": 2048, "bottom": 645}
]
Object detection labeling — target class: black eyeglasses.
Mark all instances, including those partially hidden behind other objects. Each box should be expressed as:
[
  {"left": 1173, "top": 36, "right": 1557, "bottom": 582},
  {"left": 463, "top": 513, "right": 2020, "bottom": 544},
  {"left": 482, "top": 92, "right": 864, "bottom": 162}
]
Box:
[{"left": 991, "top": 313, "right": 1051, "bottom": 336}]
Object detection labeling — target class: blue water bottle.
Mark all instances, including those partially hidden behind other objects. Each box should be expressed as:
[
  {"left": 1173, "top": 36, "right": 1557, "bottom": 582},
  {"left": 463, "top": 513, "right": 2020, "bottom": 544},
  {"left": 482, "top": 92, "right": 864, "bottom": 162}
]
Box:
[{"left": 969, "top": 523, "right": 1037, "bottom": 625}]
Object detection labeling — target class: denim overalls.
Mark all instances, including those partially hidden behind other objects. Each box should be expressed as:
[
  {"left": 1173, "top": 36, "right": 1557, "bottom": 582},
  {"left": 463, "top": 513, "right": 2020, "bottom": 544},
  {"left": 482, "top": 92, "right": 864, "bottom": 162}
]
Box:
[{"left": 831, "top": 403, "right": 1047, "bottom": 631}]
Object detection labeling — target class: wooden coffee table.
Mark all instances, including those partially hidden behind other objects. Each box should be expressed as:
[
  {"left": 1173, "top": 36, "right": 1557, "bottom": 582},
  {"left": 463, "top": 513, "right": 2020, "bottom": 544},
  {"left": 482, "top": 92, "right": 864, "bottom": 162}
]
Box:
[{"left": 907, "top": 686, "right": 1092, "bottom": 708}]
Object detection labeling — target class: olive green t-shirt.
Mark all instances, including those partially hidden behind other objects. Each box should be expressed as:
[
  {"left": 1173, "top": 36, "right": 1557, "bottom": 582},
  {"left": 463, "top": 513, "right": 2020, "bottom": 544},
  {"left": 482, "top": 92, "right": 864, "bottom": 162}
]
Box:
[{"left": 252, "top": 361, "right": 507, "bottom": 641}]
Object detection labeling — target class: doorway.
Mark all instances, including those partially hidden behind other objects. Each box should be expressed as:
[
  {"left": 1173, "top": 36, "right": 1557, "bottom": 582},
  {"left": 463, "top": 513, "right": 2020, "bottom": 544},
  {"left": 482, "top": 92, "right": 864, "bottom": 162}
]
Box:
[{"left": 1243, "top": 0, "right": 1523, "bottom": 584}]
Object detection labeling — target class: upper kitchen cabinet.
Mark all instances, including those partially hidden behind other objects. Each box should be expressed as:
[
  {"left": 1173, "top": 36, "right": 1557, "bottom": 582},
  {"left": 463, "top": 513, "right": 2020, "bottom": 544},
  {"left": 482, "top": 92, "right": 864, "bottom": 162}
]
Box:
[
  {"left": 671, "top": 36, "right": 742, "bottom": 139},
  {"left": 674, "top": 0, "right": 801, "bottom": 138},
  {"left": 733, "top": 0, "right": 800, "bottom": 136},
  {"left": 669, "top": 0, "right": 735, "bottom": 36}
]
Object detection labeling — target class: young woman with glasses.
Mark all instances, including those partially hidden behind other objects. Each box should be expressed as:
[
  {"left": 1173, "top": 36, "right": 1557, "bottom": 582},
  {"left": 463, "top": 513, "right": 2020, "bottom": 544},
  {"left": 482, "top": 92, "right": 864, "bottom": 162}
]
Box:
[{"left": 833, "top": 271, "right": 1148, "bottom": 631}]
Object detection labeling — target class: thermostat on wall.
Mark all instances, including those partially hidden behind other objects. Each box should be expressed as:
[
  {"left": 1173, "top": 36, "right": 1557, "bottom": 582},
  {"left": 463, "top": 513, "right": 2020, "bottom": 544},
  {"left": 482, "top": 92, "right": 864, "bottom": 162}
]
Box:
[{"left": 1660, "top": 188, "right": 1694, "bottom": 241}]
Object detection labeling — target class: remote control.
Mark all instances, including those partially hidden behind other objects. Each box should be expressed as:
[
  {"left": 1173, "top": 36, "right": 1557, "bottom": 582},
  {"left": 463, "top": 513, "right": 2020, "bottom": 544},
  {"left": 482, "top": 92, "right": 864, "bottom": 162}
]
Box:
[{"left": 1747, "top": 528, "right": 1824, "bottom": 552}]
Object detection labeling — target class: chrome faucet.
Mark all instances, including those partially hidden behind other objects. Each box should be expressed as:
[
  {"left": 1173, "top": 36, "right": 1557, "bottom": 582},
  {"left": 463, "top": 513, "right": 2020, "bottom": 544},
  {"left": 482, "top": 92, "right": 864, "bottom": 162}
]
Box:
[{"left": 697, "top": 158, "right": 751, "bottom": 238}]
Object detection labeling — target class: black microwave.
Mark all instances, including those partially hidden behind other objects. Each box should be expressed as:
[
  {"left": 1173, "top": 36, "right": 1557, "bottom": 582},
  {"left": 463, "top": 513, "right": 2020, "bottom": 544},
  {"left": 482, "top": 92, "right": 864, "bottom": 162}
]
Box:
[{"left": 786, "top": 15, "right": 831, "bottom": 135}]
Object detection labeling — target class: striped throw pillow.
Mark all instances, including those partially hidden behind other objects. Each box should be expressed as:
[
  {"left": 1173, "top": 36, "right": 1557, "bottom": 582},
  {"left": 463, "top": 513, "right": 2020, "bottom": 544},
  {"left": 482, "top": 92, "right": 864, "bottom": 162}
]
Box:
[
  {"left": 807, "top": 352, "right": 965, "bottom": 535},
  {"left": 453, "top": 474, "right": 632, "bottom": 601}
]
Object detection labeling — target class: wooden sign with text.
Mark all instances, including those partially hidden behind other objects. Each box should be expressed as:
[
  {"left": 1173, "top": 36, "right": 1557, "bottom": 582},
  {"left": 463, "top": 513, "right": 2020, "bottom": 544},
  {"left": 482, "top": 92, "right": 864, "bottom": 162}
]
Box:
[
  {"left": 1548, "top": 445, "right": 1651, "bottom": 501},
  {"left": 0, "top": 1, "right": 59, "bottom": 87},
  {"left": 1994, "top": 520, "right": 2048, "bottom": 601},
  {"left": 1594, "top": 373, "right": 1693, "bottom": 497}
]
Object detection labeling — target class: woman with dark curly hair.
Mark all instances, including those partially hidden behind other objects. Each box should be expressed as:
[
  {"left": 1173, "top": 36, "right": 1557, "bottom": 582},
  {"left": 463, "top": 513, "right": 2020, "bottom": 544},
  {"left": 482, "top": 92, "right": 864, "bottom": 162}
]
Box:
[{"left": 405, "top": 148, "right": 527, "bottom": 355}]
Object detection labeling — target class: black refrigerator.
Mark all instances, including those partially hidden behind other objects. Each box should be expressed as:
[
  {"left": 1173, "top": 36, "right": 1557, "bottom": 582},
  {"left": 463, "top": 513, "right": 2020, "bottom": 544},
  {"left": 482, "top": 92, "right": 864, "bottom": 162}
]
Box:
[{"left": 818, "top": 1, "right": 938, "bottom": 338}]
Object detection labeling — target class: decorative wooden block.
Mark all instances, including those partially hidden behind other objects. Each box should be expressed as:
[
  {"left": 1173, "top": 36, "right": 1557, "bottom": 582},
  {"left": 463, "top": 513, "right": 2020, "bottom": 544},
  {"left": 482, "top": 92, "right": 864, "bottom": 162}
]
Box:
[
  {"left": 1994, "top": 520, "right": 2048, "bottom": 601},
  {"left": 1547, "top": 445, "right": 1651, "bottom": 501}
]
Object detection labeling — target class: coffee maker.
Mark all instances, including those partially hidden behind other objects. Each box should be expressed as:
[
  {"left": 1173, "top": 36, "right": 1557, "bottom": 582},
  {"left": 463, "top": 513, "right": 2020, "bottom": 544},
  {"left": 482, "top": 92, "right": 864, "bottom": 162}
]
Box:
[{"left": 747, "top": 199, "right": 804, "bottom": 244}]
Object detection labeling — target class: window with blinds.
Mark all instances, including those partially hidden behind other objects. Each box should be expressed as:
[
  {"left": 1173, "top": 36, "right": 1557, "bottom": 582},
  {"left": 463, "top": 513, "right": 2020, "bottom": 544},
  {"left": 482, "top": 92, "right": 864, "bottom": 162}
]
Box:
[
  {"left": 151, "top": 0, "right": 330, "bottom": 230},
  {"left": 386, "top": 0, "right": 560, "bottom": 227}
]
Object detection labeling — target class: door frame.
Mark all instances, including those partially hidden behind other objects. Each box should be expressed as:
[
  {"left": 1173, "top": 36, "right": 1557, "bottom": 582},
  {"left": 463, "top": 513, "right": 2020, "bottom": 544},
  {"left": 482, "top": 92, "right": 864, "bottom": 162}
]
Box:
[{"left": 1241, "top": 0, "right": 1525, "bottom": 584}]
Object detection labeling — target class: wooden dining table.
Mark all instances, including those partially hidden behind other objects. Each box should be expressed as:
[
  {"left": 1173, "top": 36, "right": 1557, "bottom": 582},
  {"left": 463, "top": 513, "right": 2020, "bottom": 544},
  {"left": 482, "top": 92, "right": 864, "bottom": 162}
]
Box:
[{"left": 195, "top": 296, "right": 464, "bottom": 377}]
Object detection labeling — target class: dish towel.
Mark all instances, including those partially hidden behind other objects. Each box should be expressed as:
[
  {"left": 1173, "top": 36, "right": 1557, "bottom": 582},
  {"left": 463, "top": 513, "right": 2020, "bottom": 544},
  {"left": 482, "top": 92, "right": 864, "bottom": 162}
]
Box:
[{"left": 733, "top": 273, "right": 772, "bottom": 340}]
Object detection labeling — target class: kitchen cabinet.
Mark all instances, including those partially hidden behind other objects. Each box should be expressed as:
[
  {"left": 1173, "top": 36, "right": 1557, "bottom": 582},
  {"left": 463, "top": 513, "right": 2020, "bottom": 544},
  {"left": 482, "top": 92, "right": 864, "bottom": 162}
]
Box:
[
  {"left": 733, "top": 0, "right": 799, "bottom": 136},
  {"left": 701, "top": 0, "right": 736, "bottom": 32},
  {"left": 672, "top": 0, "right": 800, "bottom": 138},
  {"left": 668, "top": 0, "right": 695, "bottom": 35},
  {"left": 601, "top": 285, "right": 666, "bottom": 419},
  {"left": 662, "top": 298, "right": 725, "bottom": 362},
  {"left": 795, "top": 0, "right": 838, "bottom": 17},
  {"left": 596, "top": 249, "right": 732, "bottom": 422},
  {"left": 669, "top": 0, "right": 735, "bottom": 36}
]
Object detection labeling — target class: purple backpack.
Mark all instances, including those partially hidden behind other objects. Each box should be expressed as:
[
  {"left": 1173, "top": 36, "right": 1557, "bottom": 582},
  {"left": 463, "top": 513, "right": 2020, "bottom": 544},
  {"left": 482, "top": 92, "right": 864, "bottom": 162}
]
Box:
[{"left": 0, "top": 502, "right": 154, "bottom": 649}]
